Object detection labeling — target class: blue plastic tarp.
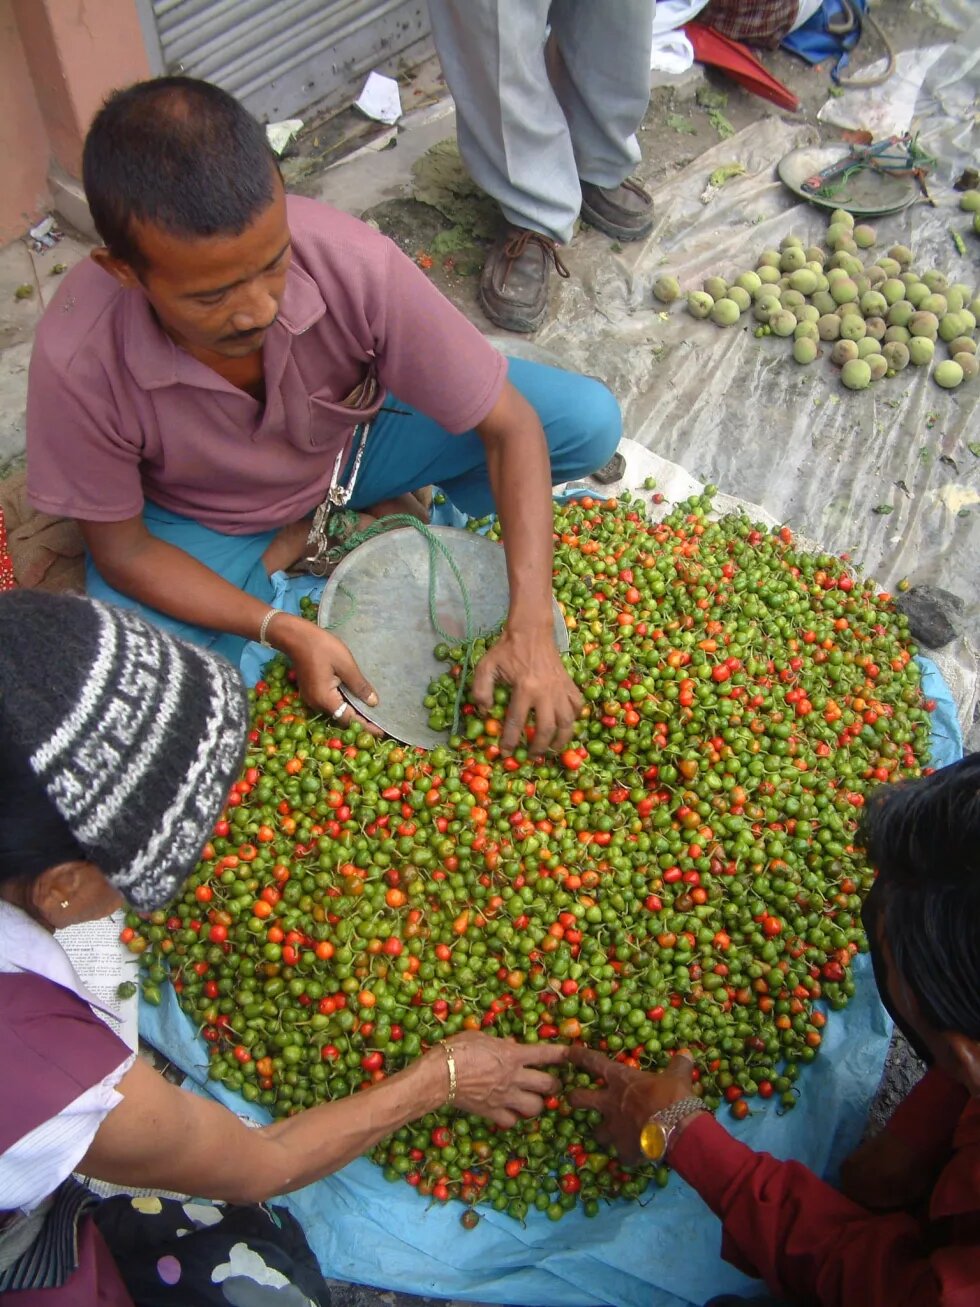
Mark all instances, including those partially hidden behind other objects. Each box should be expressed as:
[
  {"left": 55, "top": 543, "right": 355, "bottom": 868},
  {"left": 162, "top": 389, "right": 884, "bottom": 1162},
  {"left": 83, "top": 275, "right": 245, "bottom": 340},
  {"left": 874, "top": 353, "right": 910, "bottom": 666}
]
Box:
[
  {"left": 144, "top": 949, "right": 890, "bottom": 1307},
  {"left": 143, "top": 576, "right": 964, "bottom": 1307},
  {"left": 781, "top": 0, "right": 869, "bottom": 82}
]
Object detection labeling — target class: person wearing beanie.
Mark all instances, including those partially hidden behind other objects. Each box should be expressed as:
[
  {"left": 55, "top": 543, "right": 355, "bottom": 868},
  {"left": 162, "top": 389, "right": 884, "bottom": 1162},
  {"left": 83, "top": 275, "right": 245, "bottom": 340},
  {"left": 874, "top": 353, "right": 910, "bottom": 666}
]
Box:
[{"left": 0, "top": 592, "right": 567, "bottom": 1305}]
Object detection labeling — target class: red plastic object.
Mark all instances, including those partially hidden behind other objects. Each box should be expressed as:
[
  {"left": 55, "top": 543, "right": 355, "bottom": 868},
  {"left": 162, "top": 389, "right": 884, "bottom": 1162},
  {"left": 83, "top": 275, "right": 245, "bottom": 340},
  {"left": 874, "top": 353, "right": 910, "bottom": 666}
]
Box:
[
  {"left": 0, "top": 508, "right": 15, "bottom": 591},
  {"left": 685, "top": 22, "right": 801, "bottom": 112}
]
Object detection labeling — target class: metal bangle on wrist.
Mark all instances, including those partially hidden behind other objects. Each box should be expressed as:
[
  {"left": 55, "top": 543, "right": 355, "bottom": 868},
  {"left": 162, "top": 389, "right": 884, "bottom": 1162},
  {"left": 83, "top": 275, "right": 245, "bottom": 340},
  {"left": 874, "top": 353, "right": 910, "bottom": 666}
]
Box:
[{"left": 258, "top": 607, "right": 285, "bottom": 648}]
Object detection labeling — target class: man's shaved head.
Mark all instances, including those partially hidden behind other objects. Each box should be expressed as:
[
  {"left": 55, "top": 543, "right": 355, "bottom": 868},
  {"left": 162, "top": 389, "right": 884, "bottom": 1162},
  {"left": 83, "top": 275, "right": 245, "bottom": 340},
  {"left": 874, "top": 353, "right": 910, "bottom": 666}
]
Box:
[{"left": 83, "top": 77, "right": 279, "bottom": 272}]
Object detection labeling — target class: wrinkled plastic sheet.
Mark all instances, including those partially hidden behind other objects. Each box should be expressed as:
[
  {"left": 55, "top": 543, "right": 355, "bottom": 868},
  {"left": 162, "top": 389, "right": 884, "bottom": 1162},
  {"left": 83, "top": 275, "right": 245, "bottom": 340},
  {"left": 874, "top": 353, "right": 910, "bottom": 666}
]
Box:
[{"left": 526, "top": 32, "right": 980, "bottom": 648}]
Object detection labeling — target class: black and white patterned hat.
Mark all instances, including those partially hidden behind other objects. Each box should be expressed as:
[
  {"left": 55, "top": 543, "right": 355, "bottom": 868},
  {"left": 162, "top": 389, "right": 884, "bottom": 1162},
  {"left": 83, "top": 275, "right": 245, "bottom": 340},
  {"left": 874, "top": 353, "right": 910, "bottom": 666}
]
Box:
[{"left": 0, "top": 592, "right": 248, "bottom": 908}]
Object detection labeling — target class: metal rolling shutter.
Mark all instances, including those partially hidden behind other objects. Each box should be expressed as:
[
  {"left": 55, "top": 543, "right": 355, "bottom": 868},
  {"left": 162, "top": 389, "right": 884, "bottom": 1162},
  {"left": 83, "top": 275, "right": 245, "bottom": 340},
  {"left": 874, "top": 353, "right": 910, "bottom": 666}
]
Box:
[{"left": 140, "top": 0, "right": 430, "bottom": 122}]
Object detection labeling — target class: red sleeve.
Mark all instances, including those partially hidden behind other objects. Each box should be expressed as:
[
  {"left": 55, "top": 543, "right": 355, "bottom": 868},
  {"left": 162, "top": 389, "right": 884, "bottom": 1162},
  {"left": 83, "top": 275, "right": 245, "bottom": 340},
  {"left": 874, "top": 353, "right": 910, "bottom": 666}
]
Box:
[
  {"left": 670, "top": 1113, "right": 978, "bottom": 1306},
  {"left": 884, "top": 1068, "right": 969, "bottom": 1160}
]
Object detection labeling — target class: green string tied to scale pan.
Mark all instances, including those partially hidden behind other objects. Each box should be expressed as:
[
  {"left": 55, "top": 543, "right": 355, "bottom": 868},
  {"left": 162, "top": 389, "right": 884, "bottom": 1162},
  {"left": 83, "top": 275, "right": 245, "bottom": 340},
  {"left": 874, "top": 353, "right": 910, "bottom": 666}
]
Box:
[{"left": 322, "top": 512, "right": 503, "bottom": 737}]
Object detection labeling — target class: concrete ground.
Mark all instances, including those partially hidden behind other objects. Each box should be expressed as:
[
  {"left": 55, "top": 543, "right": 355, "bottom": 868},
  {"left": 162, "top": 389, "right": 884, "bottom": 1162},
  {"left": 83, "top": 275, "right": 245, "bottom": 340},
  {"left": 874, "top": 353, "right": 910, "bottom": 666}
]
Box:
[{"left": 0, "top": 2, "right": 965, "bottom": 1302}]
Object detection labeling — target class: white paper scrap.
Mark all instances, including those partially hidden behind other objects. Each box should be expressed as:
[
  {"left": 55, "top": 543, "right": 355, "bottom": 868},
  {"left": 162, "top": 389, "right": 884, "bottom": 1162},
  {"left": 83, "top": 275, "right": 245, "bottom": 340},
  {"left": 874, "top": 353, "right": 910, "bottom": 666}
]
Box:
[
  {"left": 56, "top": 911, "right": 138, "bottom": 1049},
  {"left": 265, "top": 118, "right": 304, "bottom": 157},
  {"left": 354, "top": 71, "right": 403, "bottom": 125}
]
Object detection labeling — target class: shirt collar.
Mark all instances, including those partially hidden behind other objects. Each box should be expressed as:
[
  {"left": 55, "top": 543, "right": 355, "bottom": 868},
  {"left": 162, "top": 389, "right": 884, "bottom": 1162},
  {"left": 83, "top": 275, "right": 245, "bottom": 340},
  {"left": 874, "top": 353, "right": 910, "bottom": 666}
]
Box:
[
  {"left": 0, "top": 900, "right": 118, "bottom": 1024},
  {"left": 122, "top": 259, "right": 326, "bottom": 392}
]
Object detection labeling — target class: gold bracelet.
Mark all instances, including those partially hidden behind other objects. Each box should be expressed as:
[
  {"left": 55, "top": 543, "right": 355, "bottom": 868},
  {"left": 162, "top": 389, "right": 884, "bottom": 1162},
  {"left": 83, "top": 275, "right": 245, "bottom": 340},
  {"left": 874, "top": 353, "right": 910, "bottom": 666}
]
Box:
[{"left": 442, "top": 1042, "right": 458, "bottom": 1108}]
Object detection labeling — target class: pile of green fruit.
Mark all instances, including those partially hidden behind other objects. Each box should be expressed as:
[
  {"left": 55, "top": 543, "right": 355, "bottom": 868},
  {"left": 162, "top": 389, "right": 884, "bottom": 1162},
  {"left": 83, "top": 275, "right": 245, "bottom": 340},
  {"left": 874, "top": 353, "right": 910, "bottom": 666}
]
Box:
[
  {"left": 654, "top": 209, "right": 978, "bottom": 391},
  {"left": 961, "top": 187, "right": 980, "bottom": 238},
  {"left": 129, "top": 492, "right": 934, "bottom": 1221}
]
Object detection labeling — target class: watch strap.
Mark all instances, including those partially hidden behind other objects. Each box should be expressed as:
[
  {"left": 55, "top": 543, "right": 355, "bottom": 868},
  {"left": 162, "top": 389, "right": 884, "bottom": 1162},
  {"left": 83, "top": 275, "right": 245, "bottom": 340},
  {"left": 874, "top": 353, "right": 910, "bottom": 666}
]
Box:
[
  {"left": 654, "top": 1097, "right": 707, "bottom": 1133},
  {"left": 639, "top": 1097, "right": 707, "bottom": 1161}
]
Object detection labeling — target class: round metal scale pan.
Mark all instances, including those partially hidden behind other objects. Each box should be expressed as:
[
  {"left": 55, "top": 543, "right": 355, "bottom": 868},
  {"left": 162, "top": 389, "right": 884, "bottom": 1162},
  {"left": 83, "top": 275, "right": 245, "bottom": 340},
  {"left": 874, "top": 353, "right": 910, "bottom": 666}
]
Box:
[
  {"left": 778, "top": 144, "right": 920, "bottom": 218},
  {"left": 317, "top": 526, "right": 569, "bottom": 750}
]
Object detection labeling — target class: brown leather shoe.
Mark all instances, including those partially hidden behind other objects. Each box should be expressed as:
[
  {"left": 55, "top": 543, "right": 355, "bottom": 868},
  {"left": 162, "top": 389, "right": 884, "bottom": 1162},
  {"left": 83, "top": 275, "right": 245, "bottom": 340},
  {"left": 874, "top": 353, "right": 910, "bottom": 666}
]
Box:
[
  {"left": 479, "top": 226, "right": 570, "bottom": 333},
  {"left": 580, "top": 178, "right": 654, "bottom": 242}
]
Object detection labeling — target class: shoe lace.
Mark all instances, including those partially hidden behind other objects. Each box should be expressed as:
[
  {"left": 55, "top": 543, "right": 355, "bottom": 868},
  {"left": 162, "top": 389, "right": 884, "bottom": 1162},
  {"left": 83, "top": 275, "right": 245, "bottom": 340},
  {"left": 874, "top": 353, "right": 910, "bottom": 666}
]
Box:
[
  {"left": 502, "top": 228, "right": 570, "bottom": 279},
  {"left": 618, "top": 177, "right": 650, "bottom": 201}
]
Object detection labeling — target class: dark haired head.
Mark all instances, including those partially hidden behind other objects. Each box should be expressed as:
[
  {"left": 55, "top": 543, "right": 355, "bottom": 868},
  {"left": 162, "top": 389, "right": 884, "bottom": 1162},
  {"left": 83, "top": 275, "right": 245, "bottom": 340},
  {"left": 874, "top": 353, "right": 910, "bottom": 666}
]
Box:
[
  {"left": 0, "top": 747, "right": 84, "bottom": 887},
  {"left": 861, "top": 753, "right": 980, "bottom": 1045},
  {"left": 82, "top": 76, "right": 279, "bottom": 271}
]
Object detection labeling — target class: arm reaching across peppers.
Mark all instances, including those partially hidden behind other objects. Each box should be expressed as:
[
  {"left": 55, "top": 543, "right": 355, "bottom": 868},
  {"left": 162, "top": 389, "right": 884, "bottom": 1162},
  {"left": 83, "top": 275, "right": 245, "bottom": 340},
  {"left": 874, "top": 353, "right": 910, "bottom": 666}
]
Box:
[{"left": 568, "top": 756, "right": 980, "bottom": 1307}]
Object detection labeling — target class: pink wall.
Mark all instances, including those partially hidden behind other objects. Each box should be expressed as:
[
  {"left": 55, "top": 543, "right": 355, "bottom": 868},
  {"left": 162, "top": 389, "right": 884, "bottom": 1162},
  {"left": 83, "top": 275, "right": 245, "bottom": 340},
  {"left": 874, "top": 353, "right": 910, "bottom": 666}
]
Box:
[
  {"left": 0, "top": 0, "right": 50, "bottom": 244},
  {"left": 0, "top": 0, "right": 150, "bottom": 245},
  {"left": 13, "top": 0, "right": 151, "bottom": 178}
]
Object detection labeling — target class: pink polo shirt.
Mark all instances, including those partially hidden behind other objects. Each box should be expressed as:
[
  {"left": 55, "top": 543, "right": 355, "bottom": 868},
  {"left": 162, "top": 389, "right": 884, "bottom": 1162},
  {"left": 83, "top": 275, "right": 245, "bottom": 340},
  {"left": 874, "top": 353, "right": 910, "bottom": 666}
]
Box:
[{"left": 26, "top": 196, "right": 507, "bottom": 534}]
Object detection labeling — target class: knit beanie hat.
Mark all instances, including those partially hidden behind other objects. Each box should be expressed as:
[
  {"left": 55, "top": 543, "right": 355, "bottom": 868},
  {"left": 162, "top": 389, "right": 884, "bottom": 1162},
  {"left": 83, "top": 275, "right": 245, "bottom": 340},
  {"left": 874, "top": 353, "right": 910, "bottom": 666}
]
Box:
[{"left": 0, "top": 591, "right": 248, "bottom": 909}]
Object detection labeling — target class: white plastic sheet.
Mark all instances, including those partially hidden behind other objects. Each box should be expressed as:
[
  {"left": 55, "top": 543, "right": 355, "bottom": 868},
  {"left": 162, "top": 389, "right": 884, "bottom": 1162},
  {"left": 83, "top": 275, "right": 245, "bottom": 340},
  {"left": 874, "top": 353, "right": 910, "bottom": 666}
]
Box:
[
  {"left": 817, "top": 46, "right": 950, "bottom": 135},
  {"left": 530, "top": 85, "right": 980, "bottom": 648}
]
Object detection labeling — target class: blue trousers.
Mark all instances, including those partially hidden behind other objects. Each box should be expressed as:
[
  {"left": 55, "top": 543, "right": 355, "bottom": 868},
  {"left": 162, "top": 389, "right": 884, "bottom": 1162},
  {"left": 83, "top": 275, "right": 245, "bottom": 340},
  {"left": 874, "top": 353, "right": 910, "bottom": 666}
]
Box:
[{"left": 86, "top": 357, "right": 620, "bottom": 663}]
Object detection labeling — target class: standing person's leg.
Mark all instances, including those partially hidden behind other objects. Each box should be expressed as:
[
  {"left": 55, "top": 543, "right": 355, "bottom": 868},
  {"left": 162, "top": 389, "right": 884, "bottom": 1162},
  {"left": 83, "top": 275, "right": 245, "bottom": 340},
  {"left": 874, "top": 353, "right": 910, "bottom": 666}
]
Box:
[
  {"left": 426, "top": 0, "right": 579, "bottom": 333},
  {"left": 549, "top": 0, "right": 656, "bottom": 241},
  {"left": 347, "top": 359, "right": 621, "bottom": 520}
]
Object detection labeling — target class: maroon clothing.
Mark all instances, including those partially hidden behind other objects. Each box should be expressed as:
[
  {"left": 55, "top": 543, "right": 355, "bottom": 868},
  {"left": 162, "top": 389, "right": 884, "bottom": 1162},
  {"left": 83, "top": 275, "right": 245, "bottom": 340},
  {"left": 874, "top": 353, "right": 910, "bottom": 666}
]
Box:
[
  {"left": 0, "top": 971, "right": 133, "bottom": 1306},
  {"left": 0, "top": 972, "right": 128, "bottom": 1151},
  {"left": 671, "top": 1068, "right": 980, "bottom": 1306},
  {"left": 5, "top": 1222, "right": 133, "bottom": 1307},
  {"left": 26, "top": 195, "right": 507, "bottom": 535}
]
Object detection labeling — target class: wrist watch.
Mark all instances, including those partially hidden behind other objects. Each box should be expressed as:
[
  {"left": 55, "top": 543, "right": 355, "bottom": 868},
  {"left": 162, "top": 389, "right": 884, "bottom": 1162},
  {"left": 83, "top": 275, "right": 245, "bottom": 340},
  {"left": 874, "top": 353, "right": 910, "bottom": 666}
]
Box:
[{"left": 639, "top": 1098, "right": 707, "bottom": 1162}]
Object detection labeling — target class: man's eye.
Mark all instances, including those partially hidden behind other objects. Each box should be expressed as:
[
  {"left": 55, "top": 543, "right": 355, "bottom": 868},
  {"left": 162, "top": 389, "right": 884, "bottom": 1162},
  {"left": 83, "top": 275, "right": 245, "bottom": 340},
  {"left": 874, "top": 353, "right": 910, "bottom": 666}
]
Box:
[{"left": 196, "top": 293, "right": 226, "bottom": 307}]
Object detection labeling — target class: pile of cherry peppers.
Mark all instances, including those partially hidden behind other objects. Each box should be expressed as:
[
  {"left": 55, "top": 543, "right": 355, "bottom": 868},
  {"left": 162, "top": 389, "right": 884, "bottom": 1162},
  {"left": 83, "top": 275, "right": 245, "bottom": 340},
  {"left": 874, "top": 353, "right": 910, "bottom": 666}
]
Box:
[{"left": 129, "top": 490, "right": 932, "bottom": 1223}]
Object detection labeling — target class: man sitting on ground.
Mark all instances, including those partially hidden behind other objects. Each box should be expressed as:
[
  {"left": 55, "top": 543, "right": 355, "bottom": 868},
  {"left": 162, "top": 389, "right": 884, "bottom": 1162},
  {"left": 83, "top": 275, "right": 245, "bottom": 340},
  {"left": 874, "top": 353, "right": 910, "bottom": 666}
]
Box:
[{"left": 26, "top": 77, "right": 621, "bottom": 752}]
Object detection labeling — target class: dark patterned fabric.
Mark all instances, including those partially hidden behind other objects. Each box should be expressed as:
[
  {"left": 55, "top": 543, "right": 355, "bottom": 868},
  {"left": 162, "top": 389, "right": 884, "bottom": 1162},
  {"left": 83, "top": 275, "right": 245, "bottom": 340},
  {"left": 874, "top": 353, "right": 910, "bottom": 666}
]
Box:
[
  {"left": 699, "top": 0, "right": 800, "bottom": 47},
  {"left": 0, "top": 1179, "right": 97, "bottom": 1293},
  {"left": 94, "top": 1197, "right": 331, "bottom": 1307}
]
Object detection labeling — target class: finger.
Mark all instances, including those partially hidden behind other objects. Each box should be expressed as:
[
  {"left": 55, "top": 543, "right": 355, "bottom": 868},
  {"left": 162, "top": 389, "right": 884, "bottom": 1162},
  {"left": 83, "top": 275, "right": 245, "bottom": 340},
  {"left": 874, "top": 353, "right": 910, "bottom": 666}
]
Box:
[
  {"left": 515, "top": 1042, "right": 570, "bottom": 1068},
  {"left": 324, "top": 691, "right": 382, "bottom": 738},
  {"left": 592, "top": 1122, "right": 616, "bottom": 1153},
  {"left": 666, "top": 1053, "right": 695, "bottom": 1082},
  {"left": 552, "top": 701, "right": 581, "bottom": 752},
  {"left": 352, "top": 711, "right": 383, "bottom": 737},
  {"left": 486, "top": 1108, "right": 519, "bottom": 1129},
  {"left": 567, "top": 1088, "right": 607, "bottom": 1113},
  {"left": 531, "top": 703, "right": 559, "bottom": 757},
  {"left": 503, "top": 1088, "right": 551, "bottom": 1119},
  {"left": 568, "top": 1044, "right": 616, "bottom": 1080},
  {"left": 512, "top": 1067, "right": 563, "bottom": 1097},
  {"left": 499, "top": 687, "right": 532, "bottom": 755},
  {"left": 330, "top": 638, "right": 379, "bottom": 708},
  {"left": 470, "top": 650, "right": 498, "bottom": 710}
]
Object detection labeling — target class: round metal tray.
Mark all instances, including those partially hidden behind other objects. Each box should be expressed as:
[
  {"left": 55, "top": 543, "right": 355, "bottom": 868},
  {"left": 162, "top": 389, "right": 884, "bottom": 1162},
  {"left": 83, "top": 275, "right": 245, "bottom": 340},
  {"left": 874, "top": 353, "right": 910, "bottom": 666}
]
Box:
[
  {"left": 317, "top": 525, "right": 569, "bottom": 749},
  {"left": 778, "top": 144, "right": 919, "bottom": 218}
]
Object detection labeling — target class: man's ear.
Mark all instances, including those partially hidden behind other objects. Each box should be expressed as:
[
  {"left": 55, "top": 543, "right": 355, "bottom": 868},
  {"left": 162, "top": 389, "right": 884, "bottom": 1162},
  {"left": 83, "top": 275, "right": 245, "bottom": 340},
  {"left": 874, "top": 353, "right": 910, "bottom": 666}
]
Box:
[
  {"left": 944, "top": 1032, "right": 980, "bottom": 1097},
  {"left": 91, "top": 247, "right": 141, "bottom": 289}
]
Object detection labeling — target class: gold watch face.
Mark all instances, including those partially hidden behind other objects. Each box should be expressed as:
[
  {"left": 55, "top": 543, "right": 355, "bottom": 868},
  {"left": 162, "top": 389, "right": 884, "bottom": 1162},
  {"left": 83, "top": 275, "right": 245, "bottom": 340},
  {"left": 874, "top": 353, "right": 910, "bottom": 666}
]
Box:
[{"left": 639, "top": 1120, "right": 668, "bottom": 1161}]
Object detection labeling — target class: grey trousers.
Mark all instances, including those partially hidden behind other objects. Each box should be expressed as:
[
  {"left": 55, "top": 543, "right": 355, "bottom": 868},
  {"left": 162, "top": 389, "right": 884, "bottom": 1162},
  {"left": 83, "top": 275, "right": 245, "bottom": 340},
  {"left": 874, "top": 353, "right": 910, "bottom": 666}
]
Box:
[{"left": 427, "top": 0, "right": 656, "bottom": 244}]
